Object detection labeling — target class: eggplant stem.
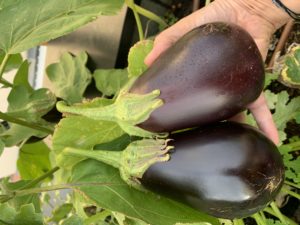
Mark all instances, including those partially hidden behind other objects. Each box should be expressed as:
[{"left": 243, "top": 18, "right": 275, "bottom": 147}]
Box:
[
  {"left": 63, "top": 139, "right": 172, "bottom": 190},
  {"left": 0, "top": 53, "right": 10, "bottom": 79}
]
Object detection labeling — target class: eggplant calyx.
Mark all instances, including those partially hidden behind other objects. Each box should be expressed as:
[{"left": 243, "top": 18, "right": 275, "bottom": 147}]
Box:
[
  {"left": 56, "top": 89, "right": 164, "bottom": 138},
  {"left": 62, "top": 139, "right": 173, "bottom": 190},
  {"left": 120, "top": 138, "right": 173, "bottom": 190}
]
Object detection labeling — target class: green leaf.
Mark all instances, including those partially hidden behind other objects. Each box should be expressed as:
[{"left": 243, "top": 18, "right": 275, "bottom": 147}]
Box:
[
  {"left": 264, "top": 72, "right": 279, "bottom": 88},
  {"left": 0, "top": 124, "right": 48, "bottom": 147},
  {"left": 0, "top": 52, "right": 23, "bottom": 73},
  {"left": 13, "top": 60, "right": 33, "bottom": 92},
  {"left": 272, "top": 92, "right": 300, "bottom": 131},
  {"left": 93, "top": 69, "right": 128, "bottom": 96},
  {"left": 0, "top": 86, "right": 56, "bottom": 146},
  {"left": 0, "top": 203, "right": 16, "bottom": 225},
  {"left": 266, "top": 218, "right": 285, "bottom": 225},
  {"left": 0, "top": 203, "right": 43, "bottom": 225},
  {"left": 0, "top": 0, "right": 124, "bottom": 54},
  {"left": 17, "top": 141, "right": 51, "bottom": 180},
  {"left": 7, "top": 86, "right": 56, "bottom": 121},
  {"left": 52, "top": 114, "right": 125, "bottom": 169},
  {"left": 62, "top": 215, "right": 84, "bottom": 225},
  {"left": 49, "top": 203, "right": 73, "bottom": 223},
  {"left": 128, "top": 40, "right": 154, "bottom": 77},
  {"left": 279, "top": 145, "right": 300, "bottom": 184},
  {"left": 46, "top": 52, "right": 92, "bottom": 104},
  {"left": 280, "top": 45, "right": 300, "bottom": 88},
  {"left": 14, "top": 204, "right": 44, "bottom": 225},
  {"left": 70, "top": 160, "right": 219, "bottom": 225},
  {"left": 1, "top": 179, "right": 41, "bottom": 212}
]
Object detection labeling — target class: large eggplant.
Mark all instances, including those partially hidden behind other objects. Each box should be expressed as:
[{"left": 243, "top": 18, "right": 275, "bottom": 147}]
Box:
[
  {"left": 140, "top": 122, "right": 284, "bottom": 219},
  {"left": 130, "top": 22, "right": 265, "bottom": 132}
]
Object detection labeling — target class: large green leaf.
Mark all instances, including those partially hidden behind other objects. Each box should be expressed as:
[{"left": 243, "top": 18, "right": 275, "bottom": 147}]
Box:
[
  {"left": 71, "top": 160, "right": 219, "bottom": 225},
  {"left": 7, "top": 86, "right": 56, "bottom": 121},
  {"left": 17, "top": 141, "right": 51, "bottom": 180},
  {"left": 52, "top": 114, "right": 125, "bottom": 169},
  {"left": 1, "top": 179, "right": 41, "bottom": 212},
  {"left": 62, "top": 215, "right": 84, "bottom": 225},
  {"left": 49, "top": 203, "right": 73, "bottom": 223},
  {"left": 0, "top": 51, "right": 23, "bottom": 73},
  {"left": 0, "top": 0, "right": 124, "bottom": 54},
  {"left": 93, "top": 69, "right": 128, "bottom": 96},
  {"left": 46, "top": 52, "right": 92, "bottom": 104},
  {"left": 0, "top": 204, "right": 43, "bottom": 225},
  {"left": 13, "top": 60, "right": 33, "bottom": 92}
]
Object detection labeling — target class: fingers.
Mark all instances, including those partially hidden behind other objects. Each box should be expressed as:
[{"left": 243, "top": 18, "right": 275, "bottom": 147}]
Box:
[{"left": 248, "top": 94, "right": 279, "bottom": 145}]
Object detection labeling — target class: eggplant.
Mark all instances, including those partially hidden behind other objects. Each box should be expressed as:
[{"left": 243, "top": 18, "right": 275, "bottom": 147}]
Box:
[
  {"left": 130, "top": 22, "right": 265, "bottom": 132},
  {"left": 141, "top": 122, "right": 284, "bottom": 219}
]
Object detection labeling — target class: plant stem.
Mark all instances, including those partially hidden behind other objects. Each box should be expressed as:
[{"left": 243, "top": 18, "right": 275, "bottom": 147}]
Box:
[
  {"left": 14, "top": 182, "right": 121, "bottom": 197},
  {"left": 284, "top": 180, "right": 300, "bottom": 189},
  {"left": 0, "top": 111, "right": 54, "bottom": 134},
  {"left": 270, "top": 202, "right": 288, "bottom": 224},
  {"left": 0, "top": 53, "right": 10, "bottom": 79},
  {"left": 63, "top": 147, "right": 122, "bottom": 169},
  {"left": 281, "top": 186, "right": 300, "bottom": 200},
  {"left": 133, "top": 4, "right": 167, "bottom": 29},
  {"left": 126, "top": 0, "right": 144, "bottom": 40},
  {"left": 0, "top": 78, "right": 13, "bottom": 87},
  {"left": 264, "top": 207, "right": 297, "bottom": 225},
  {"left": 252, "top": 213, "right": 267, "bottom": 225},
  {"left": 20, "top": 167, "right": 60, "bottom": 190}
]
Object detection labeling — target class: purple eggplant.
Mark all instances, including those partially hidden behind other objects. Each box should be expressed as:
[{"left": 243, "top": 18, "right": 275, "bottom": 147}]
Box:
[
  {"left": 141, "top": 122, "right": 284, "bottom": 219},
  {"left": 130, "top": 22, "right": 265, "bottom": 132}
]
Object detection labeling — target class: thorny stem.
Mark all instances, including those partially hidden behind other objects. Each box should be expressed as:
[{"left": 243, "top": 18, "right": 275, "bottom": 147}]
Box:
[
  {"left": 281, "top": 186, "right": 300, "bottom": 200},
  {"left": 264, "top": 207, "right": 297, "bottom": 225},
  {"left": 270, "top": 202, "right": 288, "bottom": 224},
  {"left": 126, "top": 0, "right": 144, "bottom": 40},
  {"left": 0, "top": 111, "right": 54, "bottom": 134},
  {"left": 0, "top": 53, "right": 9, "bottom": 80}
]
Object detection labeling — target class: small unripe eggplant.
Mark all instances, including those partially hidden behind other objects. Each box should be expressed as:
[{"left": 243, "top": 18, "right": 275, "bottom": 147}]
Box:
[
  {"left": 130, "top": 22, "right": 265, "bottom": 132},
  {"left": 141, "top": 122, "right": 284, "bottom": 219}
]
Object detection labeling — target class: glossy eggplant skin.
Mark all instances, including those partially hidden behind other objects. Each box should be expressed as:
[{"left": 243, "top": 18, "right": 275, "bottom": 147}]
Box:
[
  {"left": 130, "top": 22, "right": 265, "bottom": 132},
  {"left": 141, "top": 122, "right": 284, "bottom": 219}
]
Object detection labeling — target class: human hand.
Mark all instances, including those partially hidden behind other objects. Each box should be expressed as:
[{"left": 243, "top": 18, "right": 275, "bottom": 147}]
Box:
[{"left": 145, "top": 0, "right": 291, "bottom": 144}]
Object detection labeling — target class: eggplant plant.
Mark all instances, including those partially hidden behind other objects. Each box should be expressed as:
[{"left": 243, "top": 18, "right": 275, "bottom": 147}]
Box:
[{"left": 0, "top": 1, "right": 299, "bottom": 225}]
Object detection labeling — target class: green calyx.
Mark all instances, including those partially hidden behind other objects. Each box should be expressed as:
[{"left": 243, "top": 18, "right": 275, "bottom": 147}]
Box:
[
  {"left": 56, "top": 88, "right": 165, "bottom": 138},
  {"left": 62, "top": 139, "right": 173, "bottom": 190}
]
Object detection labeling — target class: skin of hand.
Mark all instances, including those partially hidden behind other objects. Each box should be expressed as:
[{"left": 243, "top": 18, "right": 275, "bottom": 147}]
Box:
[{"left": 144, "top": 0, "right": 292, "bottom": 144}]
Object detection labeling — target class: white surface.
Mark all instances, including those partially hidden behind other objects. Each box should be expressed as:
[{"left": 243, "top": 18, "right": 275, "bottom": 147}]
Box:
[{"left": 0, "top": 70, "right": 19, "bottom": 178}]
